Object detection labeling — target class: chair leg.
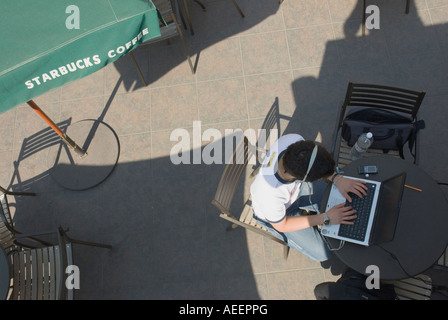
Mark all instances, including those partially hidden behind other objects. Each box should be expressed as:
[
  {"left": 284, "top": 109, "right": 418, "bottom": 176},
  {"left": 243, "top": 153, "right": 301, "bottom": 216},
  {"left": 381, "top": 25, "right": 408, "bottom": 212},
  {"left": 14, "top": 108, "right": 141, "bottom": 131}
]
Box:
[
  {"left": 178, "top": 7, "right": 188, "bottom": 30},
  {"left": 6, "top": 191, "right": 36, "bottom": 196},
  {"left": 68, "top": 238, "right": 112, "bottom": 249},
  {"left": 405, "top": 0, "right": 410, "bottom": 14},
  {"left": 182, "top": 0, "right": 195, "bottom": 35},
  {"left": 129, "top": 52, "right": 148, "bottom": 87},
  {"left": 231, "top": 0, "right": 245, "bottom": 18},
  {"left": 172, "top": 13, "right": 195, "bottom": 74},
  {"left": 226, "top": 223, "right": 239, "bottom": 231},
  {"left": 172, "top": 0, "right": 187, "bottom": 30},
  {"left": 0, "top": 185, "right": 36, "bottom": 196},
  {"left": 59, "top": 227, "right": 112, "bottom": 249}
]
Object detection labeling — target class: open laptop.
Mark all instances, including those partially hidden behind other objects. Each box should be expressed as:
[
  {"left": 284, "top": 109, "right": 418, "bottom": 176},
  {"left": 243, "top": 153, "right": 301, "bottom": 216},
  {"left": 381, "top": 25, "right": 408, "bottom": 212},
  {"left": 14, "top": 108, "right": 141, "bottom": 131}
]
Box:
[{"left": 321, "top": 172, "right": 406, "bottom": 246}]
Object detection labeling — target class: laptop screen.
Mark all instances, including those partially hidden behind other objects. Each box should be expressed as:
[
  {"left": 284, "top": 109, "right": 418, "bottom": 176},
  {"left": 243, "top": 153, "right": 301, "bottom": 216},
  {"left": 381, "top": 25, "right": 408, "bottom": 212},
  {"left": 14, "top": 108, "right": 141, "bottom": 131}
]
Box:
[{"left": 370, "top": 172, "right": 406, "bottom": 244}]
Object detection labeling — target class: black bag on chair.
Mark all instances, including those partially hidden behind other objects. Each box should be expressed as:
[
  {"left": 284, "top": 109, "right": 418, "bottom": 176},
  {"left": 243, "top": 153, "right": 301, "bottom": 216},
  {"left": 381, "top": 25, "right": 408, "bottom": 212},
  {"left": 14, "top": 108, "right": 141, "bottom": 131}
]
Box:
[{"left": 341, "top": 108, "right": 425, "bottom": 162}]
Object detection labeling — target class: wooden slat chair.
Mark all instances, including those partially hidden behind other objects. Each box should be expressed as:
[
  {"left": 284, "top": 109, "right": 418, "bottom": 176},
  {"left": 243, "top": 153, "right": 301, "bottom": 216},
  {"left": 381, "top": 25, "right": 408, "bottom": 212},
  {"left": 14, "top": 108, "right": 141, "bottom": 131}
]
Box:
[
  {"left": 211, "top": 137, "right": 290, "bottom": 260},
  {"left": 384, "top": 274, "right": 432, "bottom": 300},
  {"left": 332, "top": 82, "right": 426, "bottom": 169},
  {"left": 10, "top": 226, "right": 111, "bottom": 300}
]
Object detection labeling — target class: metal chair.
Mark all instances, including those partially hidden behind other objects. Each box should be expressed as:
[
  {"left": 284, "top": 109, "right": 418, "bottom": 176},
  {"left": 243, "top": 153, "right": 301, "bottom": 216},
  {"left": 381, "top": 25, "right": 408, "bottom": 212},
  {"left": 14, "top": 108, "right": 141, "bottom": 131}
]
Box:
[
  {"left": 331, "top": 82, "right": 426, "bottom": 169},
  {"left": 130, "top": 0, "right": 195, "bottom": 85},
  {"left": 211, "top": 136, "right": 290, "bottom": 260},
  {"left": 384, "top": 274, "right": 432, "bottom": 300},
  {"left": 9, "top": 226, "right": 111, "bottom": 300},
  {"left": 0, "top": 187, "right": 52, "bottom": 255}
]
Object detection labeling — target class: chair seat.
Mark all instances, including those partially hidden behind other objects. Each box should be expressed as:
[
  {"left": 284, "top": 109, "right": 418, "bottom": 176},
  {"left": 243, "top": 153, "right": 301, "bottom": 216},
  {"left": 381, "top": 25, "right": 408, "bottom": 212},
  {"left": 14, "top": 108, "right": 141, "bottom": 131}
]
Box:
[
  {"left": 337, "top": 140, "right": 401, "bottom": 169},
  {"left": 238, "top": 198, "right": 269, "bottom": 232}
]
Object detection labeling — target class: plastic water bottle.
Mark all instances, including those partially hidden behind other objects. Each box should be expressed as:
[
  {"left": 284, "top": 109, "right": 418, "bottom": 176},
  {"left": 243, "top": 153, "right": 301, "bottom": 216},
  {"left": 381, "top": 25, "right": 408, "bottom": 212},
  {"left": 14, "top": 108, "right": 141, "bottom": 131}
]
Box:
[{"left": 349, "top": 132, "right": 374, "bottom": 160}]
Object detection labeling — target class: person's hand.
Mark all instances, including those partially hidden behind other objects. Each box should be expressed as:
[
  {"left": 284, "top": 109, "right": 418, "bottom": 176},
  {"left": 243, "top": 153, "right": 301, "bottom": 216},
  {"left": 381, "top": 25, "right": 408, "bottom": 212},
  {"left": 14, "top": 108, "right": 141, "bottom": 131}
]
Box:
[
  {"left": 334, "top": 176, "right": 368, "bottom": 203},
  {"left": 326, "top": 203, "right": 357, "bottom": 225}
]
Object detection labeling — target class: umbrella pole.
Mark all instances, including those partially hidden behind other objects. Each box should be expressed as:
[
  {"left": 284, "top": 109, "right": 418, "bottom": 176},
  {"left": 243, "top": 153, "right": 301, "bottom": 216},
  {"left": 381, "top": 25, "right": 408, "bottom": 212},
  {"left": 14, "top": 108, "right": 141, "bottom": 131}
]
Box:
[{"left": 27, "top": 100, "right": 87, "bottom": 158}]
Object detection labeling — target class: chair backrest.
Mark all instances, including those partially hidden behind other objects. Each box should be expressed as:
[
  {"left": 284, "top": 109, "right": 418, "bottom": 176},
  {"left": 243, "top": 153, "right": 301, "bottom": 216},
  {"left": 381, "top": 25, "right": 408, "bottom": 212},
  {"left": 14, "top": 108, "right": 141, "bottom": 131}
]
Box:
[
  {"left": 339, "top": 82, "right": 426, "bottom": 126},
  {"left": 212, "top": 137, "right": 255, "bottom": 215},
  {"left": 10, "top": 228, "right": 71, "bottom": 300},
  {"left": 11, "top": 244, "right": 66, "bottom": 300},
  {"left": 333, "top": 82, "right": 426, "bottom": 166},
  {"left": 8, "top": 226, "right": 110, "bottom": 300}
]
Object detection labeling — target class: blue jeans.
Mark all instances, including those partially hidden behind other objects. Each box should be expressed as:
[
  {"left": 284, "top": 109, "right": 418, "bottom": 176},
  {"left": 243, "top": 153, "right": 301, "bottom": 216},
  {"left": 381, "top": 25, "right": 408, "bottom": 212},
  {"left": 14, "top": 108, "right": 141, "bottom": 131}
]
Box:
[{"left": 254, "top": 181, "right": 332, "bottom": 262}]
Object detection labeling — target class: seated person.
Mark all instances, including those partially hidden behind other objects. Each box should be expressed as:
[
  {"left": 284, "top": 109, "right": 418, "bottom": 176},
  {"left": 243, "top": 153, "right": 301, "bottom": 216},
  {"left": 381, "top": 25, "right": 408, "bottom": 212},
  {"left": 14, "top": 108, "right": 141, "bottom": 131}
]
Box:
[{"left": 250, "top": 134, "right": 367, "bottom": 261}]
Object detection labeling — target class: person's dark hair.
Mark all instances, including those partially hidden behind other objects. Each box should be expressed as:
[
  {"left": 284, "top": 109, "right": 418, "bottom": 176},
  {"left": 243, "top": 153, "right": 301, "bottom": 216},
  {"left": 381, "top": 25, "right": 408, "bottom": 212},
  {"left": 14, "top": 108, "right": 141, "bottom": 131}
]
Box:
[{"left": 282, "top": 140, "right": 335, "bottom": 182}]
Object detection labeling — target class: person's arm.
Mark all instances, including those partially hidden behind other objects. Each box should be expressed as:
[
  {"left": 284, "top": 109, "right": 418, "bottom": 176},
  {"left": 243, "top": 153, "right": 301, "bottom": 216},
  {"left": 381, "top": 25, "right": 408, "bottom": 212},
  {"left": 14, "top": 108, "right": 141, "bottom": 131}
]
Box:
[
  {"left": 329, "top": 172, "right": 368, "bottom": 202},
  {"left": 271, "top": 203, "right": 357, "bottom": 233}
]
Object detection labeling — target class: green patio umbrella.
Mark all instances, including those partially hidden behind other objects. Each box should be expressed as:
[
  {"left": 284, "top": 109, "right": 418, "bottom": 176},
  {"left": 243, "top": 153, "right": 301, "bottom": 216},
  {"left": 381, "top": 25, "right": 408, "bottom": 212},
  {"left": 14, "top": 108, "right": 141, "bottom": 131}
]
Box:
[{"left": 0, "top": 0, "right": 161, "bottom": 189}]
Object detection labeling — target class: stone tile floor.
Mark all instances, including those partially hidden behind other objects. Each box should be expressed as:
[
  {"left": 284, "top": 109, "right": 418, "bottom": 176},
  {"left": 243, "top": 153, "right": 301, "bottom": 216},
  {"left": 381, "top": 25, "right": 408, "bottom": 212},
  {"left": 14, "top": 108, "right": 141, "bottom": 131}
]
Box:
[{"left": 1, "top": 0, "right": 448, "bottom": 299}]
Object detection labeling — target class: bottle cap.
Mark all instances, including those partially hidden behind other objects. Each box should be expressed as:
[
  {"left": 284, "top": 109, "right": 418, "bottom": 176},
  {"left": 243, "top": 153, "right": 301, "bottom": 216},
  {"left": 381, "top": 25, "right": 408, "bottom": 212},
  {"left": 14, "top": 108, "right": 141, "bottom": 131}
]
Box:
[{"left": 366, "top": 132, "right": 373, "bottom": 138}]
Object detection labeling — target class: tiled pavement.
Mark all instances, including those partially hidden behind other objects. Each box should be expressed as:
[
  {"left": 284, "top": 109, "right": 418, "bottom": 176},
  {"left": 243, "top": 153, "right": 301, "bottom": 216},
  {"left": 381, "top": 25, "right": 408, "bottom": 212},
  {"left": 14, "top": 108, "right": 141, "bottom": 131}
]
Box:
[{"left": 1, "top": 0, "right": 448, "bottom": 300}]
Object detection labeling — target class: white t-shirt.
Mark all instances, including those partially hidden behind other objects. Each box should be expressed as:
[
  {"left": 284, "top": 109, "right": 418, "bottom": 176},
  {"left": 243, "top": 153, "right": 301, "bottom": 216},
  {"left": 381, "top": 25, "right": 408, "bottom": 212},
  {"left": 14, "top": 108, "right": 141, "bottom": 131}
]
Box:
[{"left": 250, "top": 134, "right": 306, "bottom": 223}]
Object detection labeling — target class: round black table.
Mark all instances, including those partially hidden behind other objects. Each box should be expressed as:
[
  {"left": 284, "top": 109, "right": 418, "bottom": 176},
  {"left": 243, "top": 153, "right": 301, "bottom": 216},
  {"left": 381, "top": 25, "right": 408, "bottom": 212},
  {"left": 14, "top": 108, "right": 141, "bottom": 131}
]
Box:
[
  {"left": 0, "top": 248, "right": 10, "bottom": 299},
  {"left": 322, "top": 156, "right": 448, "bottom": 280}
]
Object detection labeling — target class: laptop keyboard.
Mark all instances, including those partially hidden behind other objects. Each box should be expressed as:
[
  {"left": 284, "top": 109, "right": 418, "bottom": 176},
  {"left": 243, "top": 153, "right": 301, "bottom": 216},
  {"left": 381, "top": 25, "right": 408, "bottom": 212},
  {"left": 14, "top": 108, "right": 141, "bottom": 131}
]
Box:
[{"left": 338, "top": 182, "right": 376, "bottom": 241}]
